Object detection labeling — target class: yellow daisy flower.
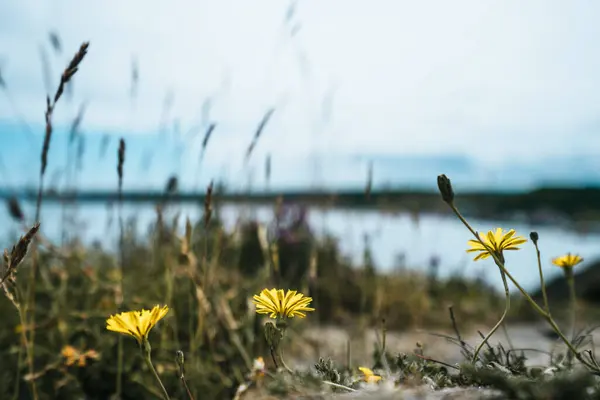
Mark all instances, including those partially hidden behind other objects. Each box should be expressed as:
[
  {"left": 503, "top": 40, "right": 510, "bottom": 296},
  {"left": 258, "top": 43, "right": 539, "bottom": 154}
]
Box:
[
  {"left": 61, "top": 345, "right": 100, "bottom": 367},
  {"left": 358, "top": 367, "right": 382, "bottom": 383},
  {"left": 552, "top": 253, "right": 583, "bottom": 269},
  {"left": 252, "top": 288, "right": 315, "bottom": 319},
  {"left": 466, "top": 228, "right": 527, "bottom": 262},
  {"left": 106, "top": 305, "right": 169, "bottom": 344}
]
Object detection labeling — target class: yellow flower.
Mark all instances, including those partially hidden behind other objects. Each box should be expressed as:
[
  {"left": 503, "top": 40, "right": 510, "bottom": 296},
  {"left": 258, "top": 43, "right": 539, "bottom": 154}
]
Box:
[
  {"left": 106, "top": 305, "right": 169, "bottom": 344},
  {"left": 61, "top": 345, "right": 100, "bottom": 367},
  {"left": 61, "top": 345, "right": 77, "bottom": 364},
  {"left": 252, "top": 288, "right": 315, "bottom": 319},
  {"left": 552, "top": 253, "right": 583, "bottom": 269},
  {"left": 252, "top": 356, "right": 266, "bottom": 379},
  {"left": 466, "top": 228, "right": 527, "bottom": 261},
  {"left": 358, "top": 367, "right": 381, "bottom": 383}
]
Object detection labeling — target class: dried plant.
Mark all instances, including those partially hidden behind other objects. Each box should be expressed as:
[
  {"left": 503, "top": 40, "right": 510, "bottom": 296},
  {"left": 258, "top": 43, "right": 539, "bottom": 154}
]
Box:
[
  {"left": 48, "top": 31, "right": 62, "bottom": 54},
  {"left": 115, "top": 137, "right": 126, "bottom": 398},
  {"left": 199, "top": 122, "right": 216, "bottom": 161},
  {"left": 245, "top": 108, "right": 275, "bottom": 163},
  {"left": 26, "top": 42, "right": 89, "bottom": 400},
  {"left": 117, "top": 138, "right": 125, "bottom": 195},
  {"left": 0, "top": 223, "right": 40, "bottom": 285},
  {"left": 6, "top": 197, "right": 24, "bottom": 222},
  {"left": 203, "top": 180, "right": 214, "bottom": 229}
]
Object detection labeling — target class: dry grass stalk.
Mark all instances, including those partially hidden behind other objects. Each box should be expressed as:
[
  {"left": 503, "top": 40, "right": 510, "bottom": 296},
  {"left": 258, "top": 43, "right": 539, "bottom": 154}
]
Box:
[
  {"left": 68, "top": 101, "right": 87, "bottom": 143},
  {"left": 28, "top": 42, "right": 89, "bottom": 400},
  {"left": 244, "top": 108, "right": 275, "bottom": 163},
  {"left": 48, "top": 31, "right": 62, "bottom": 54},
  {"left": 204, "top": 180, "right": 214, "bottom": 229},
  {"left": 199, "top": 122, "right": 216, "bottom": 161},
  {"left": 117, "top": 138, "right": 125, "bottom": 195},
  {"left": 53, "top": 42, "right": 88, "bottom": 104},
  {"left": 39, "top": 41, "right": 90, "bottom": 215},
  {"left": 0, "top": 223, "right": 40, "bottom": 285},
  {"left": 6, "top": 196, "right": 25, "bottom": 222},
  {"left": 165, "top": 175, "right": 178, "bottom": 195},
  {"left": 2, "top": 223, "right": 41, "bottom": 400},
  {"left": 265, "top": 154, "right": 271, "bottom": 189},
  {"left": 116, "top": 137, "right": 126, "bottom": 399}
]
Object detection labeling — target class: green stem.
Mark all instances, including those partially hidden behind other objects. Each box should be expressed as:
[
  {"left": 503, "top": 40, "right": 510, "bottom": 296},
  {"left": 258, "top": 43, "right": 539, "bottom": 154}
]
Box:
[
  {"left": 566, "top": 268, "right": 577, "bottom": 341},
  {"left": 472, "top": 267, "right": 510, "bottom": 363},
  {"left": 449, "top": 204, "right": 598, "bottom": 372},
  {"left": 180, "top": 377, "right": 195, "bottom": 400},
  {"left": 278, "top": 345, "right": 294, "bottom": 374},
  {"left": 276, "top": 322, "right": 293, "bottom": 373},
  {"left": 14, "top": 286, "right": 37, "bottom": 400},
  {"left": 142, "top": 341, "right": 171, "bottom": 400},
  {"left": 116, "top": 335, "right": 123, "bottom": 397},
  {"left": 534, "top": 242, "right": 550, "bottom": 314}
]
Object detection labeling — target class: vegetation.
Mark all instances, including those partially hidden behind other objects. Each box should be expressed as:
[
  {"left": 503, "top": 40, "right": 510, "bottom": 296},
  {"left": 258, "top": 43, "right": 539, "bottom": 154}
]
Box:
[{"left": 2, "top": 40, "right": 600, "bottom": 400}]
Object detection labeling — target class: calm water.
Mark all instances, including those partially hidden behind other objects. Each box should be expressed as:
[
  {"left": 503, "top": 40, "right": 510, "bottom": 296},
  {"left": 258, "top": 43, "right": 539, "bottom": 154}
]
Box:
[{"left": 5, "top": 201, "right": 600, "bottom": 292}]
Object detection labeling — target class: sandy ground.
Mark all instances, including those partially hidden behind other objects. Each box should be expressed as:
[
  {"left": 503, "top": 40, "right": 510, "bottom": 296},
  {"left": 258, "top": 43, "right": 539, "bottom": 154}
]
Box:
[{"left": 293, "top": 322, "right": 600, "bottom": 369}]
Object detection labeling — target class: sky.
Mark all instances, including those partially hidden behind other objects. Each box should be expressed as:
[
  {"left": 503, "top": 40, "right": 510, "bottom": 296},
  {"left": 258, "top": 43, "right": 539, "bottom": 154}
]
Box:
[{"left": 1, "top": 0, "right": 600, "bottom": 191}]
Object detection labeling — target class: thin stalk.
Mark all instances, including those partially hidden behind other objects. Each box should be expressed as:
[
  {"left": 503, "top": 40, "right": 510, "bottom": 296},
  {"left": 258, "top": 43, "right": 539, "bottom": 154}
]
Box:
[
  {"left": 534, "top": 241, "right": 550, "bottom": 314},
  {"left": 142, "top": 341, "right": 171, "bottom": 400},
  {"left": 14, "top": 287, "right": 35, "bottom": 400},
  {"left": 272, "top": 321, "right": 293, "bottom": 373},
  {"left": 472, "top": 268, "right": 510, "bottom": 362},
  {"left": 116, "top": 337, "right": 123, "bottom": 397},
  {"left": 501, "top": 322, "right": 515, "bottom": 352},
  {"left": 566, "top": 268, "right": 577, "bottom": 341},
  {"left": 24, "top": 176, "right": 43, "bottom": 400},
  {"left": 278, "top": 346, "right": 294, "bottom": 374},
  {"left": 116, "top": 145, "right": 125, "bottom": 398},
  {"left": 180, "top": 377, "right": 195, "bottom": 400},
  {"left": 323, "top": 381, "right": 356, "bottom": 392},
  {"left": 195, "top": 233, "right": 209, "bottom": 348},
  {"left": 11, "top": 344, "right": 22, "bottom": 400},
  {"left": 449, "top": 204, "right": 598, "bottom": 371}
]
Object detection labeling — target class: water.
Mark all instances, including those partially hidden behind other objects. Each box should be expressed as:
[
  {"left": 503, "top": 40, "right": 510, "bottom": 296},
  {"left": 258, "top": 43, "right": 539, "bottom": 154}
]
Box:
[{"left": 5, "top": 201, "right": 600, "bottom": 292}]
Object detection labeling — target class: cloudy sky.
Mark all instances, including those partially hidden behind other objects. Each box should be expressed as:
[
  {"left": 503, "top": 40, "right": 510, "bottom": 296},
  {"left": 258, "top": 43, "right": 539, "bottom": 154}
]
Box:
[{"left": 1, "top": 0, "right": 600, "bottom": 191}]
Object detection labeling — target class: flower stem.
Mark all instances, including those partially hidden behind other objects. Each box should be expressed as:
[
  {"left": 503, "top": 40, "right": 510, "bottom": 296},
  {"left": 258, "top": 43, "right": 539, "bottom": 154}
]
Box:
[
  {"left": 180, "top": 377, "right": 195, "bottom": 400},
  {"left": 278, "top": 345, "right": 294, "bottom": 374},
  {"left": 565, "top": 267, "right": 577, "bottom": 340},
  {"left": 534, "top": 241, "right": 550, "bottom": 314},
  {"left": 472, "top": 267, "right": 510, "bottom": 363},
  {"left": 116, "top": 335, "right": 123, "bottom": 397},
  {"left": 449, "top": 204, "right": 599, "bottom": 372},
  {"left": 275, "top": 321, "right": 293, "bottom": 373},
  {"left": 142, "top": 341, "right": 171, "bottom": 400}
]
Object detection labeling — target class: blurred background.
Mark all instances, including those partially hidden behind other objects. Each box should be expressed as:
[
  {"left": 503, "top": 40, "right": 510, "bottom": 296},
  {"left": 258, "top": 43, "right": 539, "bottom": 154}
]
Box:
[{"left": 1, "top": 1, "right": 600, "bottom": 310}]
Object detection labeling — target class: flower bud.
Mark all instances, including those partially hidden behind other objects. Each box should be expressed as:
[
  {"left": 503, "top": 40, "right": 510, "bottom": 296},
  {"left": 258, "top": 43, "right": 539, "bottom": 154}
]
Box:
[
  {"left": 437, "top": 174, "right": 454, "bottom": 204},
  {"left": 529, "top": 231, "right": 539, "bottom": 245}
]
